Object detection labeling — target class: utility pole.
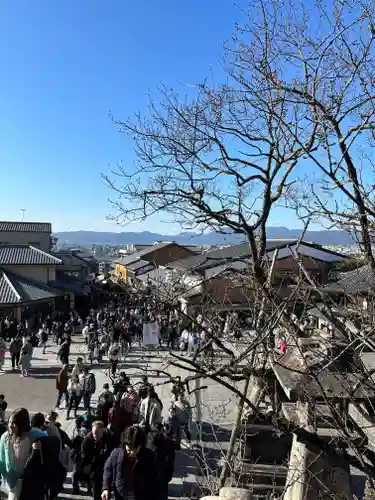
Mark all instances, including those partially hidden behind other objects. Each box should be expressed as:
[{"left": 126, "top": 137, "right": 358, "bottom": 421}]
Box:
[{"left": 20, "top": 209, "right": 26, "bottom": 222}]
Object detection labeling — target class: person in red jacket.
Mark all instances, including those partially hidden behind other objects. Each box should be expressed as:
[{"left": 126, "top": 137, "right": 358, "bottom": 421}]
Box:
[
  {"left": 108, "top": 398, "right": 131, "bottom": 437},
  {"left": 280, "top": 337, "right": 286, "bottom": 354}
]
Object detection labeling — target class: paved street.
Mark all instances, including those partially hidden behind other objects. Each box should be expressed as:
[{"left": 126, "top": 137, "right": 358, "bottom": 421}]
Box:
[{"left": 0, "top": 335, "right": 236, "bottom": 499}]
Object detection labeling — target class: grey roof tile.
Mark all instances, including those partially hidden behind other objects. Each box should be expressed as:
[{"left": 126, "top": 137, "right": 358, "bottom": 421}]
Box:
[
  {"left": 328, "top": 264, "right": 375, "bottom": 294},
  {"left": 114, "top": 242, "right": 174, "bottom": 267},
  {"left": 0, "top": 270, "right": 65, "bottom": 304},
  {"left": 168, "top": 240, "right": 297, "bottom": 272},
  {"left": 0, "top": 272, "right": 20, "bottom": 304},
  {"left": 53, "top": 252, "right": 90, "bottom": 267},
  {"left": 0, "top": 221, "right": 51, "bottom": 232},
  {"left": 271, "top": 348, "right": 373, "bottom": 399},
  {"left": 127, "top": 260, "right": 154, "bottom": 272},
  {"left": 0, "top": 245, "right": 62, "bottom": 266},
  {"left": 169, "top": 239, "right": 345, "bottom": 273}
]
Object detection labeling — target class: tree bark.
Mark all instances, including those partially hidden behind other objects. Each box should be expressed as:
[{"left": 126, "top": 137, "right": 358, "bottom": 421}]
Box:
[{"left": 219, "top": 374, "right": 252, "bottom": 488}]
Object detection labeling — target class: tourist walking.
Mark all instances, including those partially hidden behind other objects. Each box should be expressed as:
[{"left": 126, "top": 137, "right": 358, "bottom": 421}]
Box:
[
  {"left": 56, "top": 363, "right": 69, "bottom": 409},
  {"left": 0, "top": 408, "right": 63, "bottom": 500},
  {"left": 153, "top": 424, "right": 176, "bottom": 500},
  {"left": 67, "top": 375, "right": 81, "bottom": 420},
  {"left": 172, "top": 393, "right": 192, "bottom": 446},
  {"left": 71, "top": 357, "right": 83, "bottom": 379},
  {"left": 19, "top": 338, "right": 32, "bottom": 377},
  {"left": 81, "top": 421, "right": 113, "bottom": 500},
  {"left": 80, "top": 367, "right": 96, "bottom": 415},
  {"left": 38, "top": 326, "right": 48, "bottom": 354},
  {"left": 96, "top": 383, "right": 115, "bottom": 426},
  {"left": 139, "top": 386, "right": 163, "bottom": 433},
  {"left": 102, "top": 426, "right": 157, "bottom": 500},
  {"left": 9, "top": 336, "right": 22, "bottom": 371},
  {"left": 108, "top": 341, "right": 121, "bottom": 376},
  {"left": 57, "top": 339, "right": 70, "bottom": 365}
]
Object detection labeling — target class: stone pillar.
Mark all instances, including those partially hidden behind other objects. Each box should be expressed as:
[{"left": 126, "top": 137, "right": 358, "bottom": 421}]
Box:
[
  {"left": 220, "top": 487, "right": 252, "bottom": 499},
  {"left": 200, "top": 488, "right": 252, "bottom": 500},
  {"left": 284, "top": 402, "right": 351, "bottom": 500},
  {"left": 284, "top": 402, "right": 314, "bottom": 500},
  {"left": 245, "top": 375, "right": 265, "bottom": 415}
]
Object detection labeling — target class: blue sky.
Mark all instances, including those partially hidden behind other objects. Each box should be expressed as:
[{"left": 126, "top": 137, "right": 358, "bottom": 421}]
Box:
[{"left": 0, "top": 0, "right": 301, "bottom": 233}]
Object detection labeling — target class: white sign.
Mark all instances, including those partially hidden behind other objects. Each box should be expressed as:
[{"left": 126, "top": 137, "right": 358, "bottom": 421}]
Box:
[{"left": 143, "top": 323, "right": 159, "bottom": 347}]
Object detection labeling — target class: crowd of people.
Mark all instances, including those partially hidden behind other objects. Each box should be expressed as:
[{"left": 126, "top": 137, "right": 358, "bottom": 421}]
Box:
[{"left": 0, "top": 284, "right": 197, "bottom": 500}]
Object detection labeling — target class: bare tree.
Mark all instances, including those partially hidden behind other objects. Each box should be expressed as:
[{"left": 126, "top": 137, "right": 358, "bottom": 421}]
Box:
[
  {"left": 105, "top": 0, "right": 375, "bottom": 497},
  {"left": 235, "top": 0, "right": 375, "bottom": 268}
]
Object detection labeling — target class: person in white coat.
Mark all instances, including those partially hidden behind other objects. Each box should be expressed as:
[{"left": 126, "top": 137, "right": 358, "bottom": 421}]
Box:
[
  {"left": 139, "top": 386, "right": 162, "bottom": 432},
  {"left": 179, "top": 328, "right": 189, "bottom": 355},
  {"left": 71, "top": 357, "right": 83, "bottom": 379},
  {"left": 82, "top": 323, "right": 89, "bottom": 345}
]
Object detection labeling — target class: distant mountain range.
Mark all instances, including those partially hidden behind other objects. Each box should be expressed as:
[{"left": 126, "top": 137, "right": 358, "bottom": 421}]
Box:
[{"left": 54, "top": 227, "right": 357, "bottom": 246}]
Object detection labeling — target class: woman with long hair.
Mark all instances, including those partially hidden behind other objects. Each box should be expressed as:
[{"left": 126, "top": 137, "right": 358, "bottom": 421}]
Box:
[
  {"left": 102, "top": 426, "right": 157, "bottom": 500},
  {"left": 0, "top": 408, "right": 46, "bottom": 500}
]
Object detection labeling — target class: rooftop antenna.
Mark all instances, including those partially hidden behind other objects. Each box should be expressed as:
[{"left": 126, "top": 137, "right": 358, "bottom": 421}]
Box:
[{"left": 20, "top": 209, "right": 26, "bottom": 222}]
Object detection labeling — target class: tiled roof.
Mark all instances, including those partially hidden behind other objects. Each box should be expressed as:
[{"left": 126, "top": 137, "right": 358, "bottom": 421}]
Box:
[
  {"left": 53, "top": 251, "right": 90, "bottom": 267},
  {"left": 271, "top": 348, "right": 374, "bottom": 399},
  {"left": 0, "top": 272, "right": 20, "bottom": 304},
  {"left": 327, "top": 264, "right": 375, "bottom": 294},
  {"left": 71, "top": 250, "right": 97, "bottom": 264},
  {"left": 114, "top": 242, "right": 174, "bottom": 267},
  {"left": 127, "top": 260, "right": 154, "bottom": 272},
  {"left": 169, "top": 239, "right": 345, "bottom": 273},
  {"left": 0, "top": 270, "right": 65, "bottom": 305},
  {"left": 0, "top": 221, "right": 51, "bottom": 232},
  {"left": 168, "top": 240, "right": 297, "bottom": 272},
  {"left": 0, "top": 245, "right": 62, "bottom": 266}
]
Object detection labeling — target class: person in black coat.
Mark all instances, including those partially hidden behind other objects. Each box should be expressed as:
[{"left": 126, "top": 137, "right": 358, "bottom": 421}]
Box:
[
  {"left": 153, "top": 425, "right": 176, "bottom": 500},
  {"left": 102, "top": 425, "right": 158, "bottom": 500},
  {"left": 20, "top": 435, "right": 65, "bottom": 500},
  {"left": 29, "top": 412, "right": 67, "bottom": 500},
  {"left": 81, "top": 420, "right": 114, "bottom": 500},
  {"left": 69, "top": 417, "right": 87, "bottom": 495}
]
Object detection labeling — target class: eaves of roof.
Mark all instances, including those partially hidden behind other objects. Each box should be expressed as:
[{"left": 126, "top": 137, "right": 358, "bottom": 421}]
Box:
[
  {"left": 0, "top": 245, "right": 62, "bottom": 266},
  {"left": 114, "top": 241, "right": 174, "bottom": 267},
  {"left": 0, "top": 269, "right": 65, "bottom": 305}
]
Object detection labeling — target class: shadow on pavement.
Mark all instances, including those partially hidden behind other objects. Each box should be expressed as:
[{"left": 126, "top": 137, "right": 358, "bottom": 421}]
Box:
[{"left": 28, "top": 366, "right": 62, "bottom": 375}]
